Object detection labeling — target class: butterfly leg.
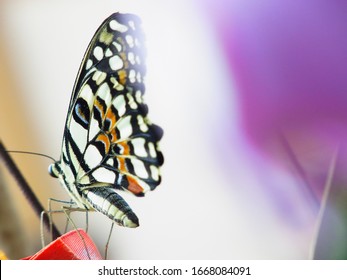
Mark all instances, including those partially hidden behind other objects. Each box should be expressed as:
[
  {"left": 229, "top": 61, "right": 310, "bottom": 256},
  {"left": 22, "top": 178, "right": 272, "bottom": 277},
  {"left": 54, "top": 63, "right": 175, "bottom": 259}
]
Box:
[
  {"left": 60, "top": 205, "right": 92, "bottom": 260},
  {"left": 40, "top": 210, "right": 58, "bottom": 247},
  {"left": 61, "top": 205, "right": 89, "bottom": 231},
  {"left": 47, "top": 198, "right": 76, "bottom": 233},
  {"left": 104, "top": 222, "right": 115, "bottom": 260},
  {"left": 40, "top": 198, "right": 73, "bottom": 247},
  {"left": 41, "top": 199, "right": 89, "bottom": 248}
]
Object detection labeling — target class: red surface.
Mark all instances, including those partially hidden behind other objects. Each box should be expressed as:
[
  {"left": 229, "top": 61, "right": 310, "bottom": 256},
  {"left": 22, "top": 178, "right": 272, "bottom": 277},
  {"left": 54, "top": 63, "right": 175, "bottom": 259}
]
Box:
[{"left": 23, "top": 229, "right": 103, "bottom": 260}]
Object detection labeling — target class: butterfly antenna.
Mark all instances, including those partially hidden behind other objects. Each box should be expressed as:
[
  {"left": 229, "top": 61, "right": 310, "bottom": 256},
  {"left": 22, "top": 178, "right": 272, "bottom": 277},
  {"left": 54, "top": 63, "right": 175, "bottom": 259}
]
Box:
[{"left": 6, "top": 150, "right": 56, "bottom": 162}]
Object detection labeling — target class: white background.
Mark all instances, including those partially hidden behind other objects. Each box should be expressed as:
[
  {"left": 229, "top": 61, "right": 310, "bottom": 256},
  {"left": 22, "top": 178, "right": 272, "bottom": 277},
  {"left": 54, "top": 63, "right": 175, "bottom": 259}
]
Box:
[{"left": 0, "top": 0, "right": 313, "bottom": 259}]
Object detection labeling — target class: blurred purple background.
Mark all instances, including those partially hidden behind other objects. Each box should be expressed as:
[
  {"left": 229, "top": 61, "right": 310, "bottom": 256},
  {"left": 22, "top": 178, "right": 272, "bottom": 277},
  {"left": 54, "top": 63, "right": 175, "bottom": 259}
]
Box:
[{"left": 203, "top": 0, "right": 347, "bottom": 258}]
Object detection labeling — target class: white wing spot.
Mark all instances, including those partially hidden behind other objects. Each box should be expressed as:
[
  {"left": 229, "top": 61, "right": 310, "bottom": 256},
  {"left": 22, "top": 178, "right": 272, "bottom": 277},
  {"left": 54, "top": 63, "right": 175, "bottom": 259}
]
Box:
[
  {"left": 109, "top": 55, "right": 123, "bottom": 71},
  {"left": 129, "top": 69, "right": 136, "bottom": 83},
  {"left": 137, "top": 115, "right": 149, "bottom": 132},
  {"left": 148, "top": 142, "right": 157, "bottom": 158},
  {"left": 86, "top": 59, "right": 93, "bottom": 70},
  {"left": 128, "top": 52, "right": 135, "bottom": 64},
  {"left": 69, "top": 117, "right": 88, "bottom": 153},
  {"left": 109, "top": 20, "right": 128, "bottom": 32},
  {"left": 92, "top": 167, "right": 116, "bottom": 183},
  {"left": 132, "top": 138, "right": 147, "bottom": 157},
  {"left": 93, "top": 46, "right": 104, "bottom": 61},
  {"left": 115, "top": 144, "right": 125, "bottom": 154},
  {"left": 116, "top": 173, "right": 124, "bottom": 185},
  {"left": 97, "top": 82, "right": 111, "bottom": 104},
  {"left": 89, "top": 118, "right": 99, "bottom": 142},
  {"left": 117, "top": 115, "right": 133, "bottom": 139},
  {"left": 150, "top": 165, "right": 160, "bottom": 181},
  {"left": 113, "top": 95, "right": 126, "bottom": 116},
  {"left": 131, "top": 158, "right": 148, "bottom": 179},
  {"left": 79, "top": 175, "right": 91, "bottom": 185},
  {"left": 79, "top": 84, "right": 94, "bottom": 108},
  {"left": 135, "top": 90, "right": 142, "bottom": 103},
  {"left": 92, "top": 71, "right": 107, "bottom": 85},
  {"left": 112, "top": 42, "right": 122, "bottom": 52},
  {"left": 106, "top": 158, "right": 114, "bottom": 166},
  {"left": 84, "top": 145, "right": 103, "bottom": 169},
  {"left": 125, "top": 35, "right": 134, "bottom": 48},
  {"left": 105, "top": 48, "right": 113, "bottom": 57},
  {"left": 110, "top": 77, "right": 124, "bottom": 91},
  {"left": 128, "top": 20, "right": 135, "bottom": 30},
  {"left": 127, "top": 93, "right": 138, "bottom": 109}
]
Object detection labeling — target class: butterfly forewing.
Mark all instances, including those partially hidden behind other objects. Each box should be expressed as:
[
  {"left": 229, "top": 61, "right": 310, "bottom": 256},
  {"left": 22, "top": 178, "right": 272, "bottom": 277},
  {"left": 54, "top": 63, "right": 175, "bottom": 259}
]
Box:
[{"left": 49, "top": 13, "right": 163, "bottom": 228}]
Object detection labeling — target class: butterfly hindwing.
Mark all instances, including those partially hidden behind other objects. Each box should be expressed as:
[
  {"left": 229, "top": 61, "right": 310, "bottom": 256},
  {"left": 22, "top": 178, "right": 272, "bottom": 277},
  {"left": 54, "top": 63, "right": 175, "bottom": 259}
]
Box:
[{"left": 49, "top": 13, "right": 163, "bottom": 228}]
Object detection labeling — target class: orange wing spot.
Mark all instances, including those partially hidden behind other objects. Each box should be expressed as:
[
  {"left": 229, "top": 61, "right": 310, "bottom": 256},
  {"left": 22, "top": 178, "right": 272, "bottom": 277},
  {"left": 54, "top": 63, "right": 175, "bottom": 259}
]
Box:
[
  {"left": 94, "top": 98, "right": 105, "bottom": 119},
  {"left": 96, "top": 133, "right": 111, "bottom": 153},
  {"left": 105, "top": 107, "right": 117, "bottom": 131},
  {"left": 118, "top": 70, "right": 127, "bottom": 85},
  {"left": 118, "top": 141, "right": 130, "bottom": 155},
  {"left": 118, "top": 157, "right": 126, "bottom": 172},
  {"left": 110, "top": 129, "right": 118, "bottom": 142},
  {"left": 120, "top": 52, "right": 129, "bottom": 68},
  {"left": 127, "top": 176, "right": 144, "bottom": 195}
]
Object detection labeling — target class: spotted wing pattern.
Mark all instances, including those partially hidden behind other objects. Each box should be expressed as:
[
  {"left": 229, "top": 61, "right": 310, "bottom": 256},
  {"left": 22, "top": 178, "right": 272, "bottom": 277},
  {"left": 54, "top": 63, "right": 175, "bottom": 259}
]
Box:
[{"left": 49, "top": 13, "right": 163, "bottom": 228}]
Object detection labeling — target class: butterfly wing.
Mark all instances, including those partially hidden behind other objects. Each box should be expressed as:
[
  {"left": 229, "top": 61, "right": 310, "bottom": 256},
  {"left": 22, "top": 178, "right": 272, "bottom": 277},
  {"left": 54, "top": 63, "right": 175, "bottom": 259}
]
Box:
[{"left": 50, "top": 13, "right": 163, "bottom": 227}]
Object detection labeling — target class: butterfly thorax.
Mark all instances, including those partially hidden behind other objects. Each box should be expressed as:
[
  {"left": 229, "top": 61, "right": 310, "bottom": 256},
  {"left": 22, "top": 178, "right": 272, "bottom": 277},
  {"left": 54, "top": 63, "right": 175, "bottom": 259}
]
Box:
[{"left": 48, "top": 161, "right": 92, "bottom": 209}]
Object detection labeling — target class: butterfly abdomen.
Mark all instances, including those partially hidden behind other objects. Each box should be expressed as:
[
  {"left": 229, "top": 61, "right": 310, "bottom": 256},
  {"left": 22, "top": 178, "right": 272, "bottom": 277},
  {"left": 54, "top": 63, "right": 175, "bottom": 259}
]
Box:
[{"left": 82, "top": 187, "right": 139, "bottom": 227}]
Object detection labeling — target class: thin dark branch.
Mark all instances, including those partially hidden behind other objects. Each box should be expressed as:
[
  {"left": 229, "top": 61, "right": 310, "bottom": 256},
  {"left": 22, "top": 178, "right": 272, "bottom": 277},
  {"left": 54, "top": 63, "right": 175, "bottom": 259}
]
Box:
[{"left": 0, "top": 140, "right": 61, "bottom": 240}]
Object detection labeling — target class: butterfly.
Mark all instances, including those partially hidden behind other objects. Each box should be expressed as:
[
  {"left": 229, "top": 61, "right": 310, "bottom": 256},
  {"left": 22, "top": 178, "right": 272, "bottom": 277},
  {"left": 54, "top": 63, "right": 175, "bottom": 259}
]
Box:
[{"left": 48, "top": 13, "right": 163, "bottom": 228}]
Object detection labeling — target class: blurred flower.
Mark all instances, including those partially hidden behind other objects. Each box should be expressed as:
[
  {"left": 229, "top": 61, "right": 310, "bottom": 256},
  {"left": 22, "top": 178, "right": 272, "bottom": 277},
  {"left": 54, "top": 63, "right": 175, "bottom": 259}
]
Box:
[{"left": 202, "top": 0, "right": 347, "bottom": 258}]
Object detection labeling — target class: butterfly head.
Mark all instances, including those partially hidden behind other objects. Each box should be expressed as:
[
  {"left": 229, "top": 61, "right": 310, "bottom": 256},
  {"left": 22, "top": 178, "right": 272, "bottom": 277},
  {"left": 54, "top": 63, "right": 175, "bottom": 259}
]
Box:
[{"left": 48, "top": 162, "right": 61, "bottom": 178}]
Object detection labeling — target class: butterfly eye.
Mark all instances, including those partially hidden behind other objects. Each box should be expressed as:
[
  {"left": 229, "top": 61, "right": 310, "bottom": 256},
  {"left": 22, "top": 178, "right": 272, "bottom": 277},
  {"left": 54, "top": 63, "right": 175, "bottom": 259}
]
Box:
[{"left": 48, "top": 163, "right": 59, "bottom": 178}]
